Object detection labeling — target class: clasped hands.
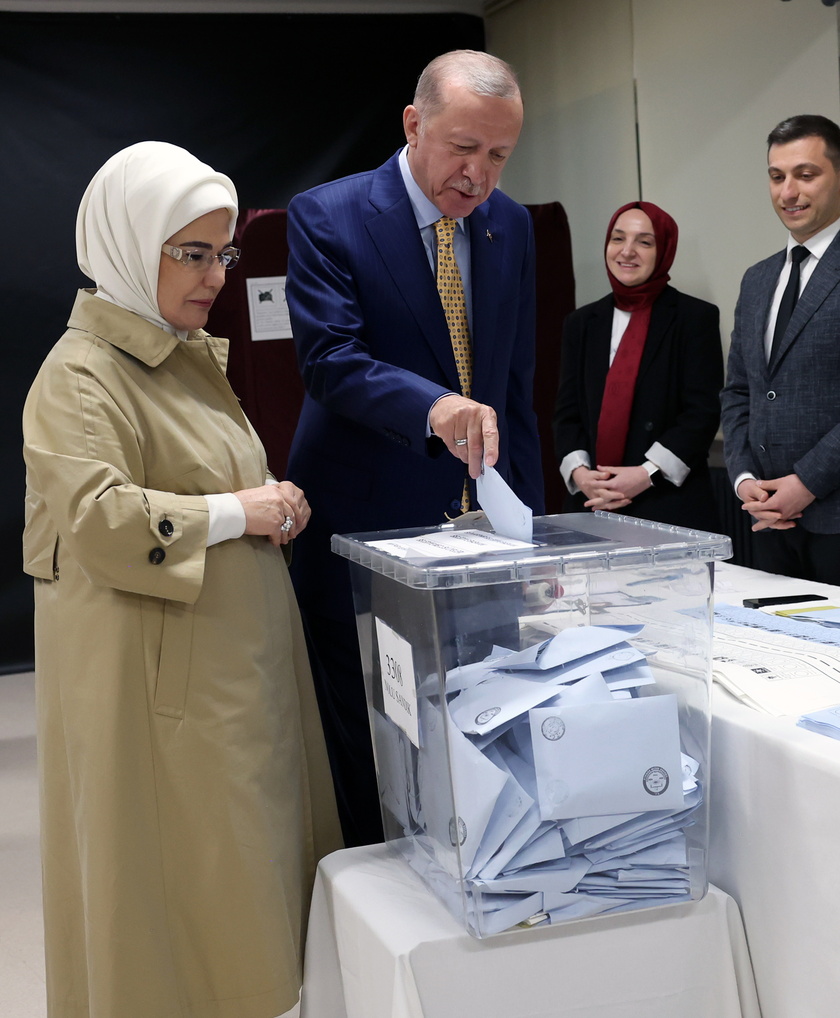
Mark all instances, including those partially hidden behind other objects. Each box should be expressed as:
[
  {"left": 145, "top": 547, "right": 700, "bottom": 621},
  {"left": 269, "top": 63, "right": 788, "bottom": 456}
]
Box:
[
  {"left": 572, "top": 464, "right": 653, "bottom": 511},
  {"left": 737, "top": 473, "right": 815, "bottom": 532},
  {"left": 430, "top": 394, "right": 499, "bottom": 477},
  {"left": 234, "top": 481, "right": 311, "bottom": 546}
]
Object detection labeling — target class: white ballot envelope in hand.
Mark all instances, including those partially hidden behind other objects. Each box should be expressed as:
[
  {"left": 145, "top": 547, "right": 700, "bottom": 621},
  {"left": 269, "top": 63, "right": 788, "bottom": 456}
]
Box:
[
  {"left": 476, "top": 465, "right": 533, "bottom": 543},
  {"left": 529, "top": 695, "right": 684, "bottom": 819}
]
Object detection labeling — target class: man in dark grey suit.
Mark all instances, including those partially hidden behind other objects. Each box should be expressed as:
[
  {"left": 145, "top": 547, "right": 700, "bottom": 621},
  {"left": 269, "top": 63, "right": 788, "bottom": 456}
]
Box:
[{"left": 721, "top": 114, "right": 840, "bottom": 581}]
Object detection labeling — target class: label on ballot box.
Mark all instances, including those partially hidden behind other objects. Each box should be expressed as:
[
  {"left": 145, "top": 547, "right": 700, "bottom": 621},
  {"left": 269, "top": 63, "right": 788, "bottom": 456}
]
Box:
[
  {"left": 333, "top": 512, "right": 731, "bottom": 938},
  {"left": 374, "top": 617, "right": 420, "bottom": 747}
]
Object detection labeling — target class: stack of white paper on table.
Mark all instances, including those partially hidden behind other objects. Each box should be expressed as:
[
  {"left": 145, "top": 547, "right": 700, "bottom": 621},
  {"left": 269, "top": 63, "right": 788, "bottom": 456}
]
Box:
[
  {"left": 797, "top": 703, "right": 840, "bottom": 740},
  {"left": 713, "top": 605, "right": 840, "bottom": 716},
  {"left": 400, "top": 624, "right": 701, "bottom": 936}
]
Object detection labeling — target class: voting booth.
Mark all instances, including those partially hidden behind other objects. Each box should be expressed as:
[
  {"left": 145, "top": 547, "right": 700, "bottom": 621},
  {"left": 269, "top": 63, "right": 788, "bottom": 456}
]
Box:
[{"left": 333, "top": 512, "right": 732, "bottom": 938}]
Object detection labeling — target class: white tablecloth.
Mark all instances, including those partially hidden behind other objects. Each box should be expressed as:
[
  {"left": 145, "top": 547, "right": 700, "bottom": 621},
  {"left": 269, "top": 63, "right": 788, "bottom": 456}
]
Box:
[
  {"left": 301, "top": 843, "right": 760, "bottom": 1018},
  {"left": 710, "top": 562, "right": 840, "bottom": 1018}
]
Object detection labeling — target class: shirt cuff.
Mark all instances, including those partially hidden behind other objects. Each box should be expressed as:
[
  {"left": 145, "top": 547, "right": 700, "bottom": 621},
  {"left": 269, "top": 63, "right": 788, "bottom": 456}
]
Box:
[
  {"left": 733, "top": 472, "right": 757, "bottom": 499},
  {"left": 205, "top": 492, "right": 246, "bottom": 546},
  {"left": 645, "top": 442, "right": 690, "bottom": 487},
  {"left": 427, "top": 392, "right": 459, "bottom": 438},
  {"left": 560, "top": 450, "right": 591, "bottom": 494}
]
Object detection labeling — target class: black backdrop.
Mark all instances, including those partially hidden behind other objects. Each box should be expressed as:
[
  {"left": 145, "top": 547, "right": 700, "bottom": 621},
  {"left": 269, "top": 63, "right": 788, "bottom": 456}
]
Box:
[{"left": 0, "top": 11, "right": 484, "bottom": 672}]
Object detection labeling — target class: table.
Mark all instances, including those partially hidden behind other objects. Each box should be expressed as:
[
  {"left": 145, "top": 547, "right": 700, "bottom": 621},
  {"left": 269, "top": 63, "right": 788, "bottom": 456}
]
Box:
[
  {"left": 301, "top": 843, "right": 760, "bottom": 1018},
  {"left": 710, "top": 562, "right": 840, "bottom": 1018}
]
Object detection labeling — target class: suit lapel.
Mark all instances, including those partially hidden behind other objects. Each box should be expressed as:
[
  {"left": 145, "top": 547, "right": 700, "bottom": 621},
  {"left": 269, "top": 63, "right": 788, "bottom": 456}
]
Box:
[
  {"left": 636, "top": 286, "right": 676, "bottom": 383},
  {"left": 365, "top": 155, "right": 457, "bottom": 385},
  {"left": 580, "top": 297, "right": 613, "bottom": 421},
  {"left": 468, "top": 202, "right": 501, "bottom": 395},
  {"left": 770, "top": 233, "right": 840, "bottom": 375}
]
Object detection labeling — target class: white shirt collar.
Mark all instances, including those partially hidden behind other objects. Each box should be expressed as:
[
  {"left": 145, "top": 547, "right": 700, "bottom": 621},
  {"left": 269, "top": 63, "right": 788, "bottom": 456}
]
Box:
[
  {"left": 787, "top": 217, "right": 840, "bottom": 260},
  {"left": 398, "top": 146, "right": 466, "bottom": 234}
]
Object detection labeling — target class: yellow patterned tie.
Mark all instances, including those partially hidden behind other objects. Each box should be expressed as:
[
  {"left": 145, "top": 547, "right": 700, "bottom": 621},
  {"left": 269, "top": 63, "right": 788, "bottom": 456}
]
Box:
[{"left": 435, "top": 216, "right": 473, "bottom": 512}]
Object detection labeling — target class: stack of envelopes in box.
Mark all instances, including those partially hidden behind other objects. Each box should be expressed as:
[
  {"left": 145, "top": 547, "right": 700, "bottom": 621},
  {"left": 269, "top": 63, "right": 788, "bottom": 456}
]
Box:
[{"left": 407, "top": 624, "right": 702, "bottom": 936}]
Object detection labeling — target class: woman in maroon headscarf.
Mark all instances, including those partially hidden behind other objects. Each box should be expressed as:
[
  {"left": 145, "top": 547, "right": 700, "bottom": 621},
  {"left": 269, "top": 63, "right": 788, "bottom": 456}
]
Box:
[{"left": 553, "top": 201, "right": 723, "bottom": 532}]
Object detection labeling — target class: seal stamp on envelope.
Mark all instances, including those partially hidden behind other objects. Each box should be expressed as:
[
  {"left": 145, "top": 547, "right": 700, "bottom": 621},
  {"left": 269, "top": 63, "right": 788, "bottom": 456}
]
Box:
[
  {"left": 643, "top": 765, "right": 670, "bottom": 796},
  {"left": 475, "top": 707, "right": 501, "bottom": 726},
  {"left": 449, "top": 816, "right": 468, "bottom": 847},
  {"left": 540, "top": 716, "right": 566, "bottom": 741}
]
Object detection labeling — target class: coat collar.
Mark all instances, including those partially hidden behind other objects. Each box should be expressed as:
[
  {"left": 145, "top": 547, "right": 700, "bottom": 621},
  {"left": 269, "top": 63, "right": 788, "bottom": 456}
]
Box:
[{"left": 67, "top": 289, "right": 227, "bottom": 370}]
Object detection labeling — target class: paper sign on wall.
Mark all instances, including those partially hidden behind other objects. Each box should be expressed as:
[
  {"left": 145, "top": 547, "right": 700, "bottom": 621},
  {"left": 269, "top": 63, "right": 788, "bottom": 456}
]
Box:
[
  {"left": 246, "top": 275, "right": 293, "bottom": 340},
  {"left": 375, "top": 617, "right": 420, "bottom": 747}
]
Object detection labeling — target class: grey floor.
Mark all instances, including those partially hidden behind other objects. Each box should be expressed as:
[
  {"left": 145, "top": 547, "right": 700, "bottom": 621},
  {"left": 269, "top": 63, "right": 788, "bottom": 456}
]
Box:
[{"left": 0, "top": 671, "right": 46, "bottom": 1018}]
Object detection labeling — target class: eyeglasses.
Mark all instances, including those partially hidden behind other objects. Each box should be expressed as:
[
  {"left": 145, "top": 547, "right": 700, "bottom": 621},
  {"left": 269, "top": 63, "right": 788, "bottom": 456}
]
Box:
[{"left": 161, "top": 243, "right": 241, "bottom": 271}]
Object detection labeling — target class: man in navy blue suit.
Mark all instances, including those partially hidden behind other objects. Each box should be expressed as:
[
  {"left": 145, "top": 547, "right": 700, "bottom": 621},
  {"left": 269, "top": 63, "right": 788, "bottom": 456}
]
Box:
[
  {"left": 285, "top": 50, "right": 544, "bottom": 844},
  {"left": 722, "top": 114, "right": 840, "bottom": 582}
]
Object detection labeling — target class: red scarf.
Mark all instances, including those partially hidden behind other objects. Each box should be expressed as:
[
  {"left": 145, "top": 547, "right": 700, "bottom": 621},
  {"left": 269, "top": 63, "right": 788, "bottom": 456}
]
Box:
[{"left": 595, "top": 201, "right": 678, "bottom": 467}]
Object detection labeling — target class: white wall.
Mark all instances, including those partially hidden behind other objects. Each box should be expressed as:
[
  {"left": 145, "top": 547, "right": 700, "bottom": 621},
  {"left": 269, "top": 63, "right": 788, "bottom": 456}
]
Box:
[
  {"left": 487, "top": 0, "right": 840, "bottom": 354},
  {"left": 487, "top": 0, "right": 639, "bottom": 306}
]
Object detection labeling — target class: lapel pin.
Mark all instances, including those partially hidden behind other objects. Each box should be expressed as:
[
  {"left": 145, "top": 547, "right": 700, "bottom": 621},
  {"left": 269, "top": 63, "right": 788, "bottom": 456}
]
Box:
[{"left": 486, "top": 229, "right": 493, "bottom": 242}]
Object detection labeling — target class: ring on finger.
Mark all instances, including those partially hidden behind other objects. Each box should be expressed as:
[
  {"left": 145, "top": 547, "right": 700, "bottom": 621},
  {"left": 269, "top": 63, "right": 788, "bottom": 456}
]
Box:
[
  {"left": 281, "top": 515, "right": 294, "bottom": 532},
  {"left": 454, "top": 438, "right": 468, "bottom": 447}
]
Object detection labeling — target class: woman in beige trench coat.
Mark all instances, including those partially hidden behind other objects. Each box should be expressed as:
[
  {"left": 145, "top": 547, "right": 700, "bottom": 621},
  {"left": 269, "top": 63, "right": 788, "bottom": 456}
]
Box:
[{"left": 22, "top": 142, "right": 342, "bottom": 1018}]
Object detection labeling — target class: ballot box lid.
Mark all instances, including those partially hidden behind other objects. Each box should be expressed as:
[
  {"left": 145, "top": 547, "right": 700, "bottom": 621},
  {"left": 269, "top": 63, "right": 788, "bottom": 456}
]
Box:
[{"left": 331, "top": 511, "right": 732, "bottom": 589}]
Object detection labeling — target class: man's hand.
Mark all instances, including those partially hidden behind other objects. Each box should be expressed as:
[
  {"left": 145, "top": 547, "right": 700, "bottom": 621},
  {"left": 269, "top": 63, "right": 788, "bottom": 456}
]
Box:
[
  {"left": 573, "top": 464, "right": 652, "bottom": 511},
  {"left": 739, "top": 474, "right": 814, "bottom": 532},
  {"left": 234, "top": 482, "right": 311, "bottom": 546},
  {"left": 429, "top": 394, "right": 499, "bottom": 479}
]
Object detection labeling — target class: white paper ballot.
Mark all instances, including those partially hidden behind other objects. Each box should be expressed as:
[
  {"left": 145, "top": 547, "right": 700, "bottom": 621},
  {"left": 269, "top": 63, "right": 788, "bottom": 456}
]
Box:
[
  {"left": 476, "top": 465, "right": 533, "bottom": 542},
  {"left": 365, "top": 529, "right": 533, "bottom": 560},
  {"left": 529, "top": 695, "right": 684, "bottom": 819}
]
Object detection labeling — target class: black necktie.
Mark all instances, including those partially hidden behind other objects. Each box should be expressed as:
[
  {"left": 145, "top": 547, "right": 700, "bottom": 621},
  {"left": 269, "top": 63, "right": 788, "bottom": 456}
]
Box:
[{"left": 770, "top": 245, "right": 809, "bottom": 362}]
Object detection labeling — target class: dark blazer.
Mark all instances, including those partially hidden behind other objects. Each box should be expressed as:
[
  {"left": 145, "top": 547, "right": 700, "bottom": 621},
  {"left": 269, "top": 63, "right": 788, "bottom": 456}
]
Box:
[
  {"left": 553, "top": 286, "right": 723, "bottom": 532},
  {"left": 721, "top": 231, "right": 840, "bottom": 534},
  {"left": 285, "top": 151, "right": 544, "bottom": 615}
]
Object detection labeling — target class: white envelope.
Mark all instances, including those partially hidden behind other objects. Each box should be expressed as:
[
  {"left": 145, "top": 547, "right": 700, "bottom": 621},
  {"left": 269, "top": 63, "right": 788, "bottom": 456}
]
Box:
[
  {"left": 444, "top": 646, "right": 516, "bottom": 694},
  {"left": 448, "top": 672, "right": 565, "bottom": 736},
  {"left": 416, "top": 701, "right": 508, "bottom": 876},
  {"left": 503, "top": 644, "right": 648, "bottom": 687},
  {"left": 470, "top": 889, "right": 543, "bottom": 936},
  {"left": 529, "top": 694, "right": 684, "bottom": 819},
  {"left": 472, "top": 856, "right": 591, "bottom": 894},
  {"left": 476, "top": 465, "right": 533, "bottom": 543},
  {"left": 603, "top": 660, "right": 656, "bottom": 691},
  {"left": 500, "top": 822, "right": 568, "bottom": 870},
  {"left": 449, "top": 662, "right": 622, "bottom": 738},
  {"left": 476, "top": 803, "right": 545, "bottom": 880},
  {"left": 547, "top": 896, "right": 632, "bottom": 921},
  {"left": 539, "top": 671, "right": 615, "bottom": 707},
  {"left": 535, "top": 625, "right": 644, "bottom": 671},
  {"left": 467, "top": 744, "right": 536, "bottom": 878},
  {"left": 500, "top": 626, "right": 641, "bottom": 672}
]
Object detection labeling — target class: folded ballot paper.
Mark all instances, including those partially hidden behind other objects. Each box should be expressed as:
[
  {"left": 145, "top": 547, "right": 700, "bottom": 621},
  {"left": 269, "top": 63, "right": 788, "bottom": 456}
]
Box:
[
  {"left": 797, "top": 703, "right": 840, "bottom": 740},
  {"left": 397, "top": 623, "right": 701, "bottom": 936}
]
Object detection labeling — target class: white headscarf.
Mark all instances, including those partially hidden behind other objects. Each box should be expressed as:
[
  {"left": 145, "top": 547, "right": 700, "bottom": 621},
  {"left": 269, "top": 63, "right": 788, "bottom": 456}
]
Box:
[{"left": 76, "top": 141, "right": 238, "bottom": 331}]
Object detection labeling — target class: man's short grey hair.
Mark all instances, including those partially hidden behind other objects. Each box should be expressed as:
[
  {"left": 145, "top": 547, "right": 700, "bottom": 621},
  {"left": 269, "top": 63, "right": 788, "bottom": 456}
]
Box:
[{"left": 413, "top": 49, "right": 521, "bottom": 125}]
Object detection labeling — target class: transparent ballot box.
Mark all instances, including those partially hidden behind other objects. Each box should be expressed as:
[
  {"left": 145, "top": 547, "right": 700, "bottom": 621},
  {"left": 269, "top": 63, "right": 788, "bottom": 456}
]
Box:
[{"left": 332, "top": 513, "right": 732, "bottom": 938}]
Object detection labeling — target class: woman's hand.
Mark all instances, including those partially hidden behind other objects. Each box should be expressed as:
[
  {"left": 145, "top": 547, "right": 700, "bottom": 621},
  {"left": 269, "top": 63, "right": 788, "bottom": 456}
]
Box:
[
  {"left": 234, "top": 482, "right": 311, "bottom": 546},
  {"left": 574, "top": 464, "right": 652, "bottom": 511}
]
